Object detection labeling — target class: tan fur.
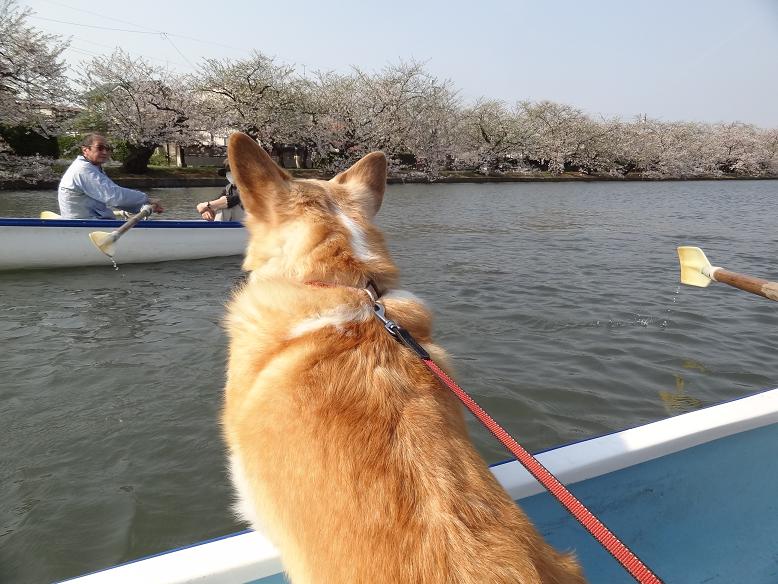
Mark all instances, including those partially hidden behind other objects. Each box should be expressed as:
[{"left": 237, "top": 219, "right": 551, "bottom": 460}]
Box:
[{"left": 222, "top": 132, "right": 586, "bottom": 584}]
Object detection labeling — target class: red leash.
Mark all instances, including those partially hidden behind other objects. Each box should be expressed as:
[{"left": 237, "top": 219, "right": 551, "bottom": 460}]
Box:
[{"left": 372, "top": 299, "right": 664, "bottom": 584}]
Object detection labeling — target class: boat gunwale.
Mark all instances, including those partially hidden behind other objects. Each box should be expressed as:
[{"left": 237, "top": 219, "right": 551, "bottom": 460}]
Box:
[{"left": 0, "top": 218, "right": 243, "bottom": 229}]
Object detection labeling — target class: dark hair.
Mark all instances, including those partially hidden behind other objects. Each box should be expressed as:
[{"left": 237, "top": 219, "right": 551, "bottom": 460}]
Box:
[
  {"left": 217, "top": 158, "right": 231, "bottom": 176},
  {"left": 80, "top": 133, "right": 107, "bottom": 148}
]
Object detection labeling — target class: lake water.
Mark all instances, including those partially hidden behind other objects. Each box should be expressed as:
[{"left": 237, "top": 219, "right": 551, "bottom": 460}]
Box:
[{"left": 1, "top": 180, "right": 777, "bottom": 583}]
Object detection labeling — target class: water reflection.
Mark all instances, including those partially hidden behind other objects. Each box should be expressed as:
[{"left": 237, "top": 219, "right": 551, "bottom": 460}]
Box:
[{"left": 660, "top": 373, "right": 704, "bottom": 415}]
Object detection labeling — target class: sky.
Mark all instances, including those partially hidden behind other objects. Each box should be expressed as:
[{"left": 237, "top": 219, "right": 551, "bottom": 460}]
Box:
[{"left": 21, "top": 0, "right": 778, "bottom": 127}]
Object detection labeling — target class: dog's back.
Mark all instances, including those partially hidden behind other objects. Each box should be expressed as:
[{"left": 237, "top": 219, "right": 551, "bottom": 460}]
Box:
[{"left": 223, "top": 133, "right": 586, "bottom": 583}]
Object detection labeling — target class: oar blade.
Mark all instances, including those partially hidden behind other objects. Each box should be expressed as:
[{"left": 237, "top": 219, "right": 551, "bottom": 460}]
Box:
[
  {"left": 89, "top": 231, "right": 117, "bottom": 257},
  {"left": 87, "top": 205, "right": 152, "bottom": 260},
  {"left": 677, "top": 246, "right": 713, "bottom": 288},
  {"left": 40, "top": 211, "right": 61, "bottom": 219}
]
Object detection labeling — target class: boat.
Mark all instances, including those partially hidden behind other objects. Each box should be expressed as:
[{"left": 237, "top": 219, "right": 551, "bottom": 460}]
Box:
[
  {"left": 61, "top": 384, "right": 778, "bottom": 583},
  {"left": 0, "top": 217, "right": 246, "bottom": 271}
]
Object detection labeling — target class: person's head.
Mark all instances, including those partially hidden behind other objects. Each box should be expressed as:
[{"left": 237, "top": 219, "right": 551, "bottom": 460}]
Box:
[
  {"left": 80, "top": 133, "right": 112, "bottom": 165},
  {"left": 218, "top": 159, "right": 234, "bottom": 184}
]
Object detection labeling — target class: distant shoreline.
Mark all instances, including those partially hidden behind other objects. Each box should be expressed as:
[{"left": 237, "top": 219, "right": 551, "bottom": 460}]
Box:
[{"left": 2, "top": 169, "right": 777, "bottom": 191}]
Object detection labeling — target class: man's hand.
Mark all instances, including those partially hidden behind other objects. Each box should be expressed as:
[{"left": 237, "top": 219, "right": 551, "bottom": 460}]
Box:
[{"left": 149, "top": 198, "right": 165, "bottom": 213}]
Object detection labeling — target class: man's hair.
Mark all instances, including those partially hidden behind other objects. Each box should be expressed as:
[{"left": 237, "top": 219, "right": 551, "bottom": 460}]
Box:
[{"left": 80, "top": 133, "right": 107, "bottom": 148}]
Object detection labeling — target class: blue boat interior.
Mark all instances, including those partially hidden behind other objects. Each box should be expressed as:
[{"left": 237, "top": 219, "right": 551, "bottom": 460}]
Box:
[{"left": 252, "top": 422, "right": 778, "bottom": 584}]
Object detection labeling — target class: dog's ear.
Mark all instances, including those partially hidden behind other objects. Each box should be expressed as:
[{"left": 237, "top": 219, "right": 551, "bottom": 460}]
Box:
[
  {"left": 330, "top": 151, "right": 387, "bottom": 218},
  {"left": 227, "top": 132, "right": 291, "bottom": 220}
]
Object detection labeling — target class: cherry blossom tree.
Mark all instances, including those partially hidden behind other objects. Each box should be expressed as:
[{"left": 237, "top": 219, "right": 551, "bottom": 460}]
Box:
[
  {"left": 611, "top": 117, "right": 665, "bottom": 175},
  {"left": 192, "top": 51, "right": 302, "bottom": 155},
  {"left": 0, "top": 0, "right": 70, "bottom": 133},
  {"left": 517, "top": 100, "right": 612, "bottom": 173},
  {"left": 76, "top": 50, "right": 198, "bottom": 172},
  {"left": 758, "top": 128, "right": 778, "bottom": 175},
  {"left": 641, "top": 120, "right": 718, "bottom": 177},
  {"left": 456, "top": 100, "right": 624, "bottom": 175},
  {"left": 457, "top": 99, "right": 520, "bottom": 172},
  {"left": 301, "top": 70, "right": 368, "bottom": 169},
  {"left": 302, "top": 61, "right": 459, "bottom": 172},
  {"left": 0, "top": 0, "right": 71, "bottom": 182},
  {"left": 710, "top": 123, "right": 764, "bottom": 175},
  {"left": 387, "top": 66, "right": 460, "bottom": 173},
  {"left": 601, "top": 118, "right": 707, "bottom": 178}
]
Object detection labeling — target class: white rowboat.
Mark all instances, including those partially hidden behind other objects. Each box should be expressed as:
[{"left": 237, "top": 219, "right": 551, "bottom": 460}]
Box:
[{"left": 0, "top": 218, "right": 246, "bottom": 271}]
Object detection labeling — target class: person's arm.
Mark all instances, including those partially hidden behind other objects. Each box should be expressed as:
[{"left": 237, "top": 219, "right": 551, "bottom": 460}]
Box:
[
  {"left": 197, "top": 190, "right": 229, "bottom": 221},
  {"left": 74, "top": 164, "right": 150, "bottom": 210}
]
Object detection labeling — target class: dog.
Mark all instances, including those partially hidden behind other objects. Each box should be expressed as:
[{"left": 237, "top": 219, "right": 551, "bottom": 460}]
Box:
[{"left": 222, "top": 132, "right": 586, "bottom": 583}]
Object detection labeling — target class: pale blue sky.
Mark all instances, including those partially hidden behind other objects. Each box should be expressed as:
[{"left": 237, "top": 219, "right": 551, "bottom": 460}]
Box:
[{"left": 23, "top": 0, "right": 778, "bottom": 127}]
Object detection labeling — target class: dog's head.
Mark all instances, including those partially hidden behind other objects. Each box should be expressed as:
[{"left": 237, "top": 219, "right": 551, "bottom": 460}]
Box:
[{"left": 227, "top": 133, "right": 399, "bottom": 289}]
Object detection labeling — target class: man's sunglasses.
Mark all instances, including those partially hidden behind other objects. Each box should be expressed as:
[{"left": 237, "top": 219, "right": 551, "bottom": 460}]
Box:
[{"left": 90, "top": 144, "right": 113, "bottom": 152}]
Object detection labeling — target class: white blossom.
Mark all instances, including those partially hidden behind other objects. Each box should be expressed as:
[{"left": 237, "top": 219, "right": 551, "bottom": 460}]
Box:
[
  {"left": 76, "top": 49, "right": 198, "bottom": 171},
  {"left": 0, "top": 0, "right": 70, "bottom": 133}
]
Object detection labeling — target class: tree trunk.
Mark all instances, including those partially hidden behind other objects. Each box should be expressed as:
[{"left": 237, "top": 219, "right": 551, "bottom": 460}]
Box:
[
  {"left": 122, "top": 144, "right": 157, "bottom": 174},
  {"left": 270, "top": 142, "right": 286, "bottom": 167}
]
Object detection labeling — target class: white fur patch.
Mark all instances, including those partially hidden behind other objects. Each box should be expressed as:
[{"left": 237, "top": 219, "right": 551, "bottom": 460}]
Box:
[
  {"left": 336, "top": 209, "right": 378, "bottom": 262},
  {"left": 381, "top": 289, "right": 426, "bottom": 305},
  {"left": 288, "top": 303, "right": 373, "bottom": 339},
  {"left": 228, "top": 453, "right": 262, "bottom": 528}
]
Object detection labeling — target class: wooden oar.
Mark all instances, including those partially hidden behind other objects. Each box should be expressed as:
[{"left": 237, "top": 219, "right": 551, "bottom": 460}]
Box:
[
  {"left": 677, "top": 246, "right": 778, "bottom": 302},
  {"left": 88, "top": 204, "right": 153, "bottom": 258}
]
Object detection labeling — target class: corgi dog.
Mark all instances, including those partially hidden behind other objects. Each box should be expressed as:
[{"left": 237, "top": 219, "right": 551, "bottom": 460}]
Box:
[{"left": 222, "top": 132, "right": 586, "bottom": 584}]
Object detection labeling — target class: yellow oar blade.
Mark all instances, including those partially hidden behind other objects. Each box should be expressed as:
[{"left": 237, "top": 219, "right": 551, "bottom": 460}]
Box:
[
  {"left": 87, "top": 205, "right": 152, "bottom": 260},
  {"left": 89, "top": 231, "right": 117, "bottom": 257},
  {"left": 40, "top": 210, "right": 61, "bottom": 219},
  {"left": 677, "top": 246, "right": 714, "bottom": 288}
]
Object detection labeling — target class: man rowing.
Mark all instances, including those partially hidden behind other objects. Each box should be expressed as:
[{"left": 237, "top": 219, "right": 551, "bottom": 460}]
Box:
[{"left": 58, "top": 133, "right": 164, "bottom": 219}]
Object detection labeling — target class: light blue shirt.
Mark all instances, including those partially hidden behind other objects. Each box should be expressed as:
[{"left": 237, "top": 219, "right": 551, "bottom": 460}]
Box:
[{"left": 58, "top": 155, "right": 149, "bottom": 219}]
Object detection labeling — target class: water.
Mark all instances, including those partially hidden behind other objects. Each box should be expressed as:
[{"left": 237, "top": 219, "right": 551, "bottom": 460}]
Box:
[{"left": 1, "top": 180, "right": 777, "bottom": 583}]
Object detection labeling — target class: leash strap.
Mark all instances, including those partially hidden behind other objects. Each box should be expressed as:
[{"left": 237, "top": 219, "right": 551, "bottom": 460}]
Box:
[{"left": 372, "top": 301, "right": 664, "bottom": 584}]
